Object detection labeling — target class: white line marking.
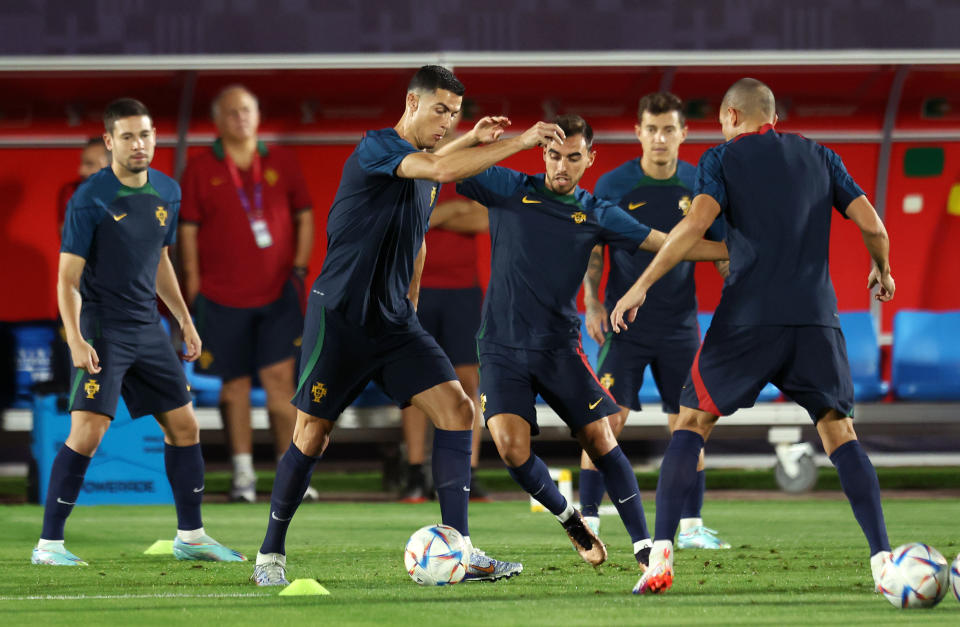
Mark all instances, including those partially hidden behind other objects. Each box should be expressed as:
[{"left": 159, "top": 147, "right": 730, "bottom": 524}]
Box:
[{"left": 0, "top": 593, "right": 271, "bottom": 601}]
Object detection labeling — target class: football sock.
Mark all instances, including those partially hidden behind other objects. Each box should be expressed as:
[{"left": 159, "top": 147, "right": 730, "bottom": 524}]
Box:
[
  {"left": 679, "top": 517, "right": 703, "bottom": 533},
  {"left": 507, "top": 453, "right": 567, "bottom": 516},
  {"left": 406, "top": 463, "right": 425, "bottom": 486},
  {"left": 830, "top": 440, "right": 890, "bottom": 555},
  {"left": 555, "top": 502, "right": 575, "bottom": 524},
  {"left": 177, "top": 527, "right": 206, "bottom": 542},
  {"left": 680, "top": 470, "right": 706, "bottom": 520},
  {"left": 165, "top": 443, "right": 205, "bottom": 531},
  {"left": 232, "top": 453, "right": 254, "bottom": 479},
  {"left": 594, "top": 446, "right": 650, "bottom": 542},
  {"left": 40, "top": 445, "right": 91, "bottom": 541},
  {"left": 578, "top": 468, "right": 605, "bottom": 518},
  {"left": 260, "top": 442, "right": 319, "bottom": 556},
  {"left": 433, "top": 429, "right": 472, "bottom": 537},
  {"left": 654, "top": 430, "right": 704, "bottom": 542}
]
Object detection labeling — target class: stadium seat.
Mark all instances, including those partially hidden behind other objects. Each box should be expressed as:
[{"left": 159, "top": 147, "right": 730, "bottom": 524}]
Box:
[
  {"left": 892, "top": 310, "right": 960, "bottom": 400},
  {"left": 838, "top": 311, "right": 888, "bottom": 401},
  {"left": 697, "top": 312, "right": 781, "bottom": 402}
]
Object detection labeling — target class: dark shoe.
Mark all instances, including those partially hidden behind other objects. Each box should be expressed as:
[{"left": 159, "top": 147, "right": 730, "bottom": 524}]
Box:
[
  {"left": 399, "top": 482, "right": 428, "bottom": 503},
  {"left": 562, "top": 509, "right": 606, "bottom": 566}
]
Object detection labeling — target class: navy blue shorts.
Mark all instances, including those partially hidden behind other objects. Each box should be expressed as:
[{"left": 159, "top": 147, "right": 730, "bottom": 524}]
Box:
[
  {"left": 680, "top": 324, "right": 855, "bottom": 422},
  {"left": 194, "top": 280, "right": 303, "bottom": 381},
  {"left": 416, "top": 287, "right": 482, "bottom": 367},
  {"left": 68, "top": 320, "right": 192, "bottom": 419},
  {"left": 595, "top": 325, "right": 700, "bottom": 413},
  {"left": 293, "top": 300, "right": 458, "bottom": 420},
  {"left": 477, "top": 340, "right": 620, "bottom": 437}
]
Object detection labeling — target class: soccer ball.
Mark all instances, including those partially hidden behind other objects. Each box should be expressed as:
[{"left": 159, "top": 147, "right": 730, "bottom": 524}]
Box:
[
  {"left": 950, "top": 554, "right": 960, "bottom": 603},
  {"left": 403, "top": 524, "right": 469, "bottom": 586},
  {"left": 877, "top": 542, "right": 949, "bottom": 609}
]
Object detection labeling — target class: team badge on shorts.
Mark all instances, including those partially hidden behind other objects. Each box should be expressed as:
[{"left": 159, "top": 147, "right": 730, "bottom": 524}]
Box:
[
  {"left": 84, "top": 379, "right": 100, "bottom": 399},
  {"left": 600, "top": 373, "right": 615, "bottom": 390},
  {"left": 156, "top": 205, "right": 168, "bottom": 226},
  {"left": 571, "top": 211, "right": 587, "bottom": 224},
  {"left": 480, "top": 393, "right": 487, "bottom": 416},
  {"left": 311, "top": 381, "right": 327, "bottom": 403}
]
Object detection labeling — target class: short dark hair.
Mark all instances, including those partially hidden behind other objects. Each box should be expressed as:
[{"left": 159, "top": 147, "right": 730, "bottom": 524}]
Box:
[
  {"left": 555, "top": 114, "right": 593, "bottom": 148},
  {"left": 86, "top": 136, "right": 106, "bottom": 149},
  {"left": 637, "top": 92, "right": 686, "bottom": 126},
  {"left": 407, "top": 65, "right": 465, "bottom": 97},
  {"left": 103, "top": 98, "right": 151, "bottom": 133}
]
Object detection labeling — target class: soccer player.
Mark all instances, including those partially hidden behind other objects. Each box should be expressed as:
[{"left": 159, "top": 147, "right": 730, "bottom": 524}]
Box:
[
  {"left": 33, "top": 98, "right": 245, "bottom": 566},
  {"left": 251, "top": 65, "right": 568, "bottom": 586},
  {"left": 456, "top": 114, "right": 728, "bottom": 572},
  {"left": 580, "top": 92, "right": 730, "bottom": 549},
  {"left": 614, "top": 79, "right": 895, "bottom": 595}
]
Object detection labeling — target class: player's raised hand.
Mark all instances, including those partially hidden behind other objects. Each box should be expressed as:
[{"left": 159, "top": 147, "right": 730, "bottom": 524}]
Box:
[
  {"left": 867, "top": 265, "right": 895, "bottom": 302},
  {"left": 471, "top": 116, "right": 511, "bottom": 144},
  {"left": 585, "top": 303, "right": 609, "bottom": 345},
  {"left": 69, "top": 339, "right": 101, "bottom": 375},
  {"left": 519, "top": 122, "right": 565, "bottom": 149},
  {"left": 181, "top": 320, "right": 202, "bottom": 362},
  {"left": 610, "top": 288, "right": 647, "bottom": 333}
]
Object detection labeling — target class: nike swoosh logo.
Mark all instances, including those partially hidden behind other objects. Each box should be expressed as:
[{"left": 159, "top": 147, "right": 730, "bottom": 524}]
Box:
[
  {"left": 470, "top": 563, "right": 496, "bottom": 574},
  {"left": 112, "top": 213, "right": 128, "bottom": 221},
  {"left": 627, "top": 202, "right": 646, "bottom": 210},
  {"left": 193, "top": 486, "right": 204, "bottom": 493},
  {"left": 271, "top": 511, "right": 292, "bottom": 522},
  {"left": 462, "top": 486, "right": 471, "bottom": 492},
  {"left": 56, "top": 497, "right": 76, "bottom": 505},
  {"left": 588, "top": 398, "right": 603, "bottom": 410},
  {"left": 521, "top": 195, "right": 542, "bottom": 204},
  {"left": 618, "top": 493, "right": 637, "bottom": 504}
]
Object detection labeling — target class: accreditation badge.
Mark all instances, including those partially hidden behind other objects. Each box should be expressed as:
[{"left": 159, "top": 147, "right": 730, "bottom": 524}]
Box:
[{"left": 250, "top": 218, "right": 274, "bottom": 248}]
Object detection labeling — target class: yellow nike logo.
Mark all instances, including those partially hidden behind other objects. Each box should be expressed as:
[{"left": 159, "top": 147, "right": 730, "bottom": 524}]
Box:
[
  {"left": 588, "top": 398, "right": 603, "bottom": 410},
  {"left": 521, "top": 196, "right": 542, "bottom": 204},
  {"left": 627, "top": 201, "right": 647, "bottom": 210},
  {"left": 112, "top": 213, "right": 128, "bottom": 221}
]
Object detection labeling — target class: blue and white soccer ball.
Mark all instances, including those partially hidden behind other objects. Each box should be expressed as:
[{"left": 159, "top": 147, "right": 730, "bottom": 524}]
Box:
[
  {"left": 877, "top": 542, "right": 949, "bottom": 609},
  {"left": 950, "top": 553, "right": 960, "bottom": 604},
  {"left": 403, "top": 524, "right": 469, "bottom": 586}
]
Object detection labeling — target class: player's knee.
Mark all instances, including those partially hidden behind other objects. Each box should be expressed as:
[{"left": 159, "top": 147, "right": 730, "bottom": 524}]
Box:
[
  {"left": 577, "top": 420, "right": 617, "bottom": 460},
  {"left": 219, "top": 377, "right": 252, "bottom": 404},
  {"left": 497, "top": 441, "right": 529, "bottom": 468},
  {"left": 165, "top": 417, "right": 200, "bottom": 446},
  {"left": 293, "top": 413, "right": 332, "bottom": 456}
]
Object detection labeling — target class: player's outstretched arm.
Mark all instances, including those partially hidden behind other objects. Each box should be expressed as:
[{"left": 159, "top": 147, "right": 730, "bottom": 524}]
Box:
[
  {"left": 156, "top": 247, "right": 202, "bottom": 361},
  {"left": 433, "top": 116, "right": 512, "bottom": 157},
  {"left": 845, "top": 195, "right": 895, "bottom": 302},
  {"left": 395, "top": 121, "right": 565, "bottom": 183},
  {"left": 611, "top": 194, "right": 721, "bottom": 332},
  {"left": 57, "top": 252, "right": 100, "bottom": 374},
  {"left": 429, "top": 198, "right": 489, "bottom": 233},
  {"left": 582, "top": 244, "right": 608, "bottom": 345}
]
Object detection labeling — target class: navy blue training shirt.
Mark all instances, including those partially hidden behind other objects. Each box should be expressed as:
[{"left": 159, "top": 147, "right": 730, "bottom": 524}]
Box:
[
  {"left": 595, "top": 159, "right": 725, "bottom": 334},
  {"left": 694, "top": 124, "right": 864, "bottom": 327},
  {"left": 458, "top": 167, "right": 652, "bottom": 350},
  {"left": 313, "top": 128, "right": 439, "bottom": 328},
  {"left": 61, "top": 167, "right": 180, "bottom": 328}
]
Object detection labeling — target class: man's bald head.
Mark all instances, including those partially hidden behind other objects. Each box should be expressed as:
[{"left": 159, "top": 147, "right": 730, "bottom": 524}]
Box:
[
  {"left": 721, "top": 78, "right": 776, "bottom": 123},
  {"left": 212, "top": 85, "right": 260, "bottom": 142}
]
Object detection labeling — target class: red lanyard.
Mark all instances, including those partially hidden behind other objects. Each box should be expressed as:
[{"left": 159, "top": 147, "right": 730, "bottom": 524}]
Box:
[{"left": 224, "top": 151, "right": 263, "bottom": 220}]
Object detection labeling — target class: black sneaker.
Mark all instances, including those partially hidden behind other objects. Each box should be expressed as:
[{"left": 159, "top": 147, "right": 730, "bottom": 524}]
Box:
[{"left": 469, "top": 475, "right": 492, "bottom": 502}]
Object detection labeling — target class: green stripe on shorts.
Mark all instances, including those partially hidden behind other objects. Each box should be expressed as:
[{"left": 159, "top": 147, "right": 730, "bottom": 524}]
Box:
[
  {"left": 296, "top": 307, "right": 326, "bottom": 394},
  {"left": 595, "top": 332, "right": 613, "bottom": 371}
]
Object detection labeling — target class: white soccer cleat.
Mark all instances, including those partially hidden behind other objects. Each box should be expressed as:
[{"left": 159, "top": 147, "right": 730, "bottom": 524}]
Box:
[
  {"left": 251, "top": 552, "right": 290, "bottom": 586},
  {"left": 632, "top": 540, "right": 674, "bottom": 595},
  {"left": 462, "top": 546, "right": 523, "bottom": 582},
  {"left": 303, "top": 485, "right": 320, "bottom": 501},
  {"left": 230, "top": 473, "right": 257, "bottom": 503}
]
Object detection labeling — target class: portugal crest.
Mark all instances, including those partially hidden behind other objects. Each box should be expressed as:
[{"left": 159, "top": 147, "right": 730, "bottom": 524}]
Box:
[
  {"left": 600, "top": 373, "right": 615, "bottom": 390},
  {"left": 571, "top": 211, "right": 587, "bottom": 224},
  {"left": 311, "top": 381, "right": 327, "bottom": 404},
  {"left": 84, "top": 379, "right": 100, "bottom": 399}
]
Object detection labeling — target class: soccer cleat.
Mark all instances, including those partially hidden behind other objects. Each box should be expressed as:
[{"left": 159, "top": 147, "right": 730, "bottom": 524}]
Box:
[
  {"left": 583, "top": 515, "right": 600, "bottom": 537},
  {"left": 870, "top": 550, "right": 893, "bottom": 593},
  {"left": 462, "top": 547, "right": 523, "bottom": 582},
  {"left": 632, "top": 541, "right": 674, "bottom": 595},
  {"left": 230, "top": 473, "right": 257, "bottom": 503},
  {"left": 31, "top": 544, "right": 88, "bottom": 566},
  {"left": 469, "top": 476, "right": 492, "bottom": 503},
  {"left": 303, "top": 485, "right": 320, "bottom": 501},
  {"left": 677, "top": 526, "right": 731, "bottom": 550},
  {"left": 251, "top": 552, "right": 289, "bottom": 586},
  {"left": 173, "top": 535, "right": 247, "bottom": 561},
  {"left": 562, "top": 509, "right": 607, "bottom": 566}
]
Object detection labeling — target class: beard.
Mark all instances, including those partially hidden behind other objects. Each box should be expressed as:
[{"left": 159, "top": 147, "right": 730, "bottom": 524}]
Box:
[{"left": 124, "top": 159, "right": 149, "bottom": 174}]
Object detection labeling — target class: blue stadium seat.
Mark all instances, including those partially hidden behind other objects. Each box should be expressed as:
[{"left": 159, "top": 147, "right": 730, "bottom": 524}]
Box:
[
  {"left": 697, "top": 312, "right": 781, "bottom": 402},
  {"left": 838, "top": 312, "right": 888, "bottom": 401},
  {"left": 892, "top": 310, "right": 960, "bottom": 400}
]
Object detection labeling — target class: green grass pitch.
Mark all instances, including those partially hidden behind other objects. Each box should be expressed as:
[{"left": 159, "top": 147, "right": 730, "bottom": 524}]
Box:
[{"left": 1, "top": 497, "right": 958, "bottom": 625}]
